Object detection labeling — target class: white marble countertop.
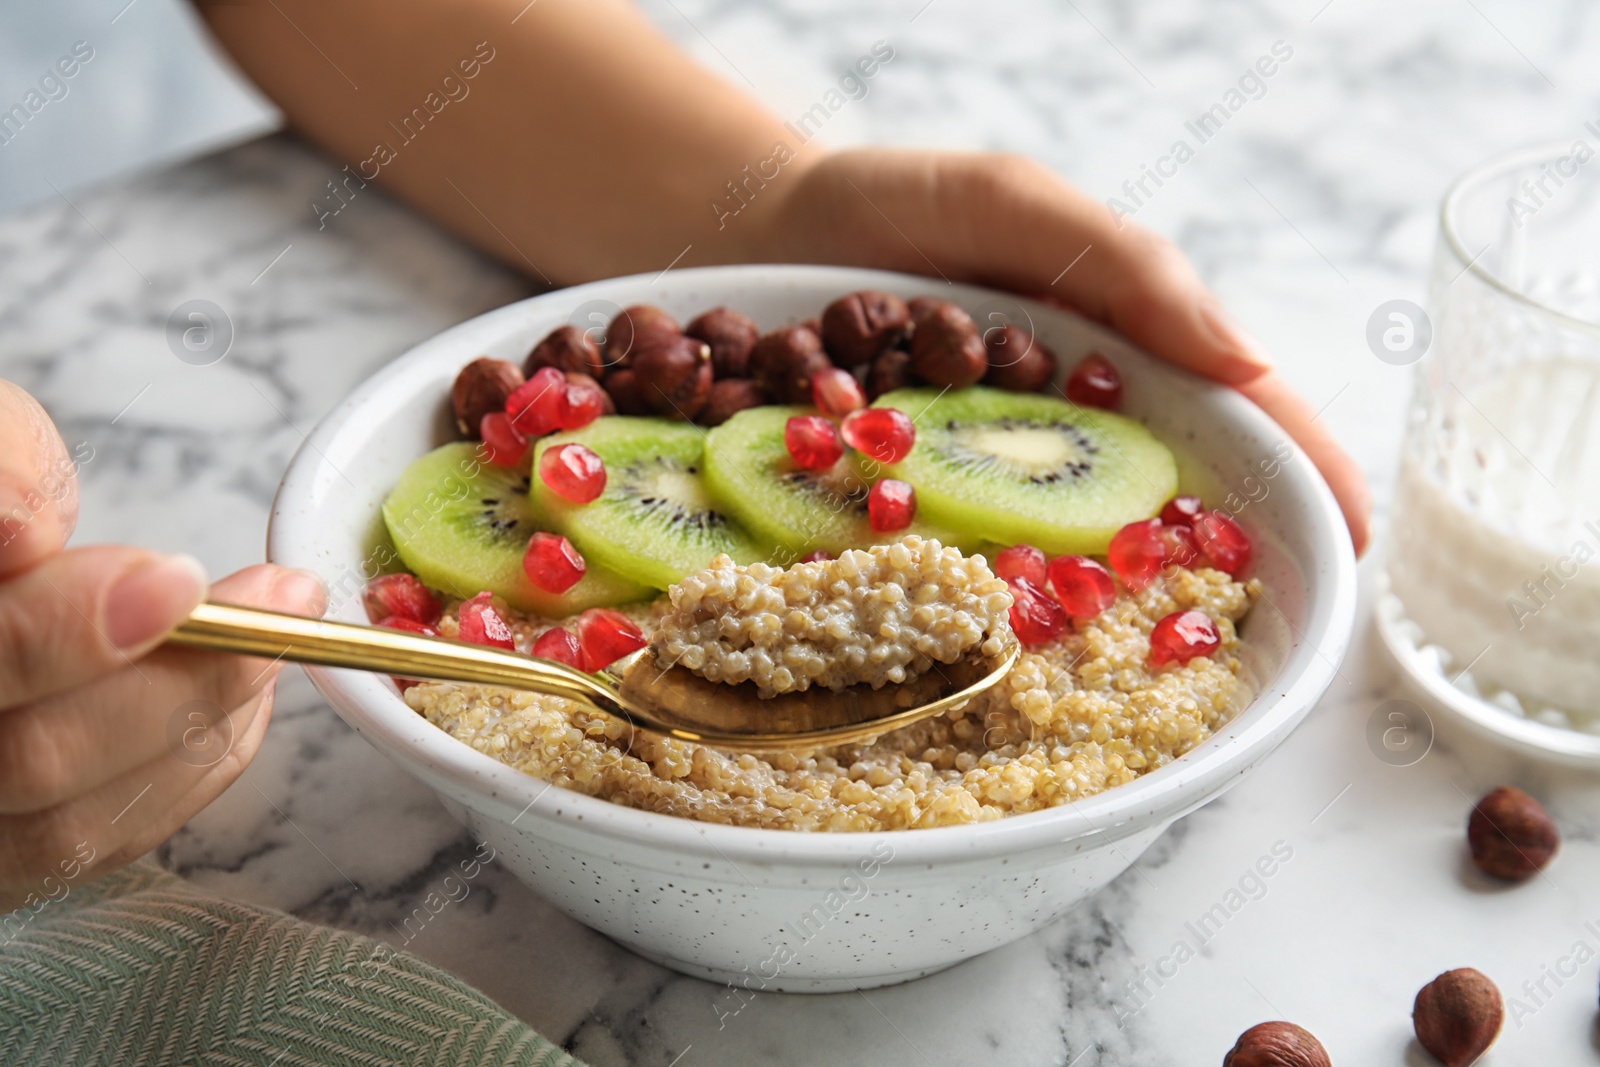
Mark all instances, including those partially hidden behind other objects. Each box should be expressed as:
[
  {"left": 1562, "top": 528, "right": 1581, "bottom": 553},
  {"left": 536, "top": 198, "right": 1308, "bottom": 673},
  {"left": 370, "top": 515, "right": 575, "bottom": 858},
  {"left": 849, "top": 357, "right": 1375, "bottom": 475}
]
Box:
[{"left": 5, "top": 1, "right": 1600, "bottom": 1063}]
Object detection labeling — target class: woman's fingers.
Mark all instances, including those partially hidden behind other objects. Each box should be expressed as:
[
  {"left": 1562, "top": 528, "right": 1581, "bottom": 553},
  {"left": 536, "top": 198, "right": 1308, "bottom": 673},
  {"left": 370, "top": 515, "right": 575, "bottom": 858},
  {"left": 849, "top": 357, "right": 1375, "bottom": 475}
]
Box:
[
  {"left": 0, "top": 681, "right": 276, "bottom": 896},
  {"left": 0, "top": 564, "right": 325, "bottom": 813},
  {"left": 1236, "top": 371, "right": 1371, "bottom": 554},
  {"left": 0, "top": 380, "right": 80, "bottom": 578},
  {"left": 0, "top": 545, "right": 209, "bottom": 711}
]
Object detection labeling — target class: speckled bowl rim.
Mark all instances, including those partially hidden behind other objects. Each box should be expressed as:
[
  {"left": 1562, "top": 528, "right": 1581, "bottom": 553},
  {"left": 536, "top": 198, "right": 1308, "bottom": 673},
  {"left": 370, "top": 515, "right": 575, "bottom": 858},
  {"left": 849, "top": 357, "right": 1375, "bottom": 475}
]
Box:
[{"left": 268, "top": 265, "right": 1357, "bottom": 866}]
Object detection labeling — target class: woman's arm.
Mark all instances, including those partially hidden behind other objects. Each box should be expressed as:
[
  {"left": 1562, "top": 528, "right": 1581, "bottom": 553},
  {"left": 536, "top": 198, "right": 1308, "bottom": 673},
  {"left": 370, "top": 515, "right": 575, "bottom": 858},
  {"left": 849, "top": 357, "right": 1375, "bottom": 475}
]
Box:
[{"left": 200, "top": 0, "right": 1369, "bottom": 550}]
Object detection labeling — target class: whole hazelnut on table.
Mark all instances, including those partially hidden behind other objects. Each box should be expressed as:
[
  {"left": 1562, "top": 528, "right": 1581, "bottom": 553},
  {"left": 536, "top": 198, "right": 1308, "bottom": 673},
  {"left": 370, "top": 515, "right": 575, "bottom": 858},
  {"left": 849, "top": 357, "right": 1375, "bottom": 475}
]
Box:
[
  {"left": 699, "top": 378, "right": 769, "bottom": 426},
  {"left": 450, "top": 357, "right": 524, "bottom": 439},
  {"left": 908, "top": 301, "right": 988, "bottom": 388},
  {"left": 602, "top": 304, "right": 680, "bottom": 370},
  {"left": 1413, "top": 968, "right": 1503, "bottom": 1067},
  {"left": 604, "top": 369, "right": 650, "bottom": 416},
  {"left": 749, "top": 325, "right": 831, "bottom": 404},
  {"left": 983, "top": 324, "right": 1059, "bottom": 392},
  {"left": 1467, "top": 785, "right": 1559, "bottom": 880},
  {"left": 523, "top": 324, "right": 604, "bottom": 379},
  {"left": 686, "top": 306, "right": 759, "bottom": 378},
  {"left": 632, "top": 334, "right": 713, "bottom": 419},
  {"left": 866, "top": 348, "right": 915, "bottom": 399},
  {"left": 820, "top": 290, "right": 911, "bottom": 367},
  {"left": 1222, "top": 1021, "right": 1331, "bottom": 1067}
]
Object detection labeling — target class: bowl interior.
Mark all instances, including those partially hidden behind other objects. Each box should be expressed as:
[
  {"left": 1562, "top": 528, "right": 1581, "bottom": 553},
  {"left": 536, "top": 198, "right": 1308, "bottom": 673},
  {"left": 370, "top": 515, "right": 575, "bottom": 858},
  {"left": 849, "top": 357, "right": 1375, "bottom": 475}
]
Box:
[{"left": 268, "top": 265, "right": 1355, "bottom": 863}]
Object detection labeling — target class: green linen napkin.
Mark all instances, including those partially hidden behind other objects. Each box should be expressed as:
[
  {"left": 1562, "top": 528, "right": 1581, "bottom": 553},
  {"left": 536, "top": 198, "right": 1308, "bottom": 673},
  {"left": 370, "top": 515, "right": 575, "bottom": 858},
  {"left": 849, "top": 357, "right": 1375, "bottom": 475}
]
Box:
[{"left": 0, "top": 860, "right": 585, "bottom": 1067}]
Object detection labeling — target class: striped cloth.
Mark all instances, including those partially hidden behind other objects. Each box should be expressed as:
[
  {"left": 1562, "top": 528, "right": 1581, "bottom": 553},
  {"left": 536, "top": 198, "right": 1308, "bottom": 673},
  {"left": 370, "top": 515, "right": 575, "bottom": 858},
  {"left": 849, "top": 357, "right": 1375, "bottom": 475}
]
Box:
[{"left": 0, "top": 861, "right": 584, "bottom": 1067}]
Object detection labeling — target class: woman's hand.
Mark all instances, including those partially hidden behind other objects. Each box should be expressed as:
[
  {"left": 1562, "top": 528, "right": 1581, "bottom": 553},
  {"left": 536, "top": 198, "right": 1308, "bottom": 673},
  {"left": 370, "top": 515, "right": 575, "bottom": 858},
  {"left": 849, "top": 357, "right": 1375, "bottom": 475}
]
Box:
[
  {"left": 0, "top": 381, "right": 324, "bottom": 913},
  {"left": 759, "top": 149, "right": 1371, "bottom": 553}
]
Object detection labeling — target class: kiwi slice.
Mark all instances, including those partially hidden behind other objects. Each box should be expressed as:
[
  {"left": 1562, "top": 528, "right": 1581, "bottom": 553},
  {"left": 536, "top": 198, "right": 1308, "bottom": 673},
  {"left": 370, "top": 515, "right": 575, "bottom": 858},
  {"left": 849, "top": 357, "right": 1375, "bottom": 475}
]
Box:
[
  {"left": 702, "top": 405, "right": 975, "bottom": 557},
  {"left": 381, "top": 442, "right": 651, "bottom": 615},
  {"left": 869, "top": 386, "right": 1177, "bottom": 554},
  {"left": 531, "top": 417, "right": 768, "bottom": 589}
]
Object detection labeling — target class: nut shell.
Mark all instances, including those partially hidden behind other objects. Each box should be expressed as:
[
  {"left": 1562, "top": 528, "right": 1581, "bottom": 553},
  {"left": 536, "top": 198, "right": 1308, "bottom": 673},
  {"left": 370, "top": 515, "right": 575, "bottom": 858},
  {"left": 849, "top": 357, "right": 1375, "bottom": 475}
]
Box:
[
  {"left": 699, "top": 378, "right": 769, "bottom": 427},
  {"left": 866, "top": 349, "right": 915, "bottom": 400},
  {"left": 983, "top": 324, "right": 1059, "bottom": 392},
  {"left": 1222, "top": 1022, "right": 1331, "bottom": 1067},
  {"left": 686, "top": 306, "right": 760, "bottom": 379},
  {"left": 604, "top": 369, "right": 650, "bottom": 416},
  {"left": 451, "top": 357, "right": 525, "bottom": 439},
  {"left": 603, "top": 304, "right": 680, "bottom": 370},
  {"left": 1413, "top": 968, "right": 1503, "bottom": 1067},
  {"left": 1467, "top": 785, "right": 1558, "bottom": 880},
  {"left": 749, "top": 325, "right": 831, "bottom": 404},
  {"left": 632, "top": 335, "right": 713, "bottom": 419},
  {"left": 909, "top": 302, "right": 987, "bottom": 388},
  {"left": 820, "top": 290, "right": 910, "bottom": 367},
  {"left": 524, "top": 324, "right": 604, "bottom": 379}
]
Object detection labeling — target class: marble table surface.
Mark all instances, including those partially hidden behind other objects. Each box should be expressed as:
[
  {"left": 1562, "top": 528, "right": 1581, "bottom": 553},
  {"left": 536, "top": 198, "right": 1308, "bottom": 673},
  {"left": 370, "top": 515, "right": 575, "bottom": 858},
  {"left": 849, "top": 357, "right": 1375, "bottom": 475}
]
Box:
[{"left": 5, "top": 0, "right": 1600, "bottom": 1063}]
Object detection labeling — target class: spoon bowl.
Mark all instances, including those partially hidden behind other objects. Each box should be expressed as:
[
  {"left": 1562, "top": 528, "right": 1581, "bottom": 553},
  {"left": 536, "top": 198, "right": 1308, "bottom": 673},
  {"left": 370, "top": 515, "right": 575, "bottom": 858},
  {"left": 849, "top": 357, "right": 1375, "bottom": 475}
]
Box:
[{"left": 169, "top": 601, "right": 1020, "bottom": 750}]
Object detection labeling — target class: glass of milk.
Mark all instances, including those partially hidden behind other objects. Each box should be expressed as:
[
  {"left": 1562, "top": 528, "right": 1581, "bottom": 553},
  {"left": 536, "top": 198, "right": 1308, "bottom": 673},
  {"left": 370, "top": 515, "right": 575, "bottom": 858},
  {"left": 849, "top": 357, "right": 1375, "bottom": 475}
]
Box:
[{"left": 1385, "top": 141, "right": 1600, "bottom": 745}]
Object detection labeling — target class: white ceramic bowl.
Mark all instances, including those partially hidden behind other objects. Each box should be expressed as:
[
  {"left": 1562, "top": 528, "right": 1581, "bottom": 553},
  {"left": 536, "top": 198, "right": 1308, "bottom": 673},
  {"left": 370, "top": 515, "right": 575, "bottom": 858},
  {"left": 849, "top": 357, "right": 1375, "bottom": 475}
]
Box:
[{"left": 267, "top": 265, "right": 1357, "bottom": 992}]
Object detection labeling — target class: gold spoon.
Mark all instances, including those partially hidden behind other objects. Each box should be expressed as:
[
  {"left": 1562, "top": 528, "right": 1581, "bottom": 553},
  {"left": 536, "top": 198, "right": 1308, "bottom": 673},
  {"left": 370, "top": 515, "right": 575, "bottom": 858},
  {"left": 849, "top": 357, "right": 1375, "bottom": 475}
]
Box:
[{"left": 168, "top": 602, "right": 1019, "bottom": 751}]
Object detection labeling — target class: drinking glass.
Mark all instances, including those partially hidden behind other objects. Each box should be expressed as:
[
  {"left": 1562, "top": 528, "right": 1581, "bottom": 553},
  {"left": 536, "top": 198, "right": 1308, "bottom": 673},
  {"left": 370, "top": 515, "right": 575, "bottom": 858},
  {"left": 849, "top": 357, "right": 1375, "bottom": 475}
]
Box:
[{"left": 1382, "top": 140, "right": 1600, "bottom": 755}]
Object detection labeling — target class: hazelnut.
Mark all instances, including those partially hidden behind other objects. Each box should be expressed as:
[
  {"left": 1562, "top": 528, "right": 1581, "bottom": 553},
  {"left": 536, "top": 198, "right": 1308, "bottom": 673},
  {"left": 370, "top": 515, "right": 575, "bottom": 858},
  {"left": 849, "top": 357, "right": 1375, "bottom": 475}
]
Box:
[
  {"left": 451, "top": 357, "right": 525, "bottom": 439},
  {"left": 699, "top": 378, "right": 769, "bottom": 427},
  {"left": 866, "top": 348, "right": 915, "bottom": 399},
  {"left": 602, "top": 304, "right": 679, "bottom": 370},
  {"left": 523, "top": 324, "right": 603, "bottom": 379},
  {"left": 820, "top": 290, "right": 910, "bottom": 367},
  {"left": 686, "top": 306, "right": 760, "bottom": 379},
  {"left": 1413, "top": 968, "right": 1503, "bottom": 1067},
  {"left": 909, "top": 302, "right": 987, "bottom": 388},
  {"left": 1467, "top": 785, "right": 1558, "bottom": 880},
  {"left": 1222, "top": 1022, "right": 1331, "bottom": 1067},
  {"left": 983, "top": 324, "right": 1059, "bottom": 392},
  {"left": 604, "top": 369, "right": 650, "bottom": 416},
  {"left": 563, "top": 372, "right": 615, "bottom": 416},
  {"left": 907, "top": 295, "right": 945, "bottom": 324},
  {"left": 632, "top": 335, "right": 713, "bottom": 419},
  {"left": 749, "top": 325, "right": 831, "bottom": 404}
]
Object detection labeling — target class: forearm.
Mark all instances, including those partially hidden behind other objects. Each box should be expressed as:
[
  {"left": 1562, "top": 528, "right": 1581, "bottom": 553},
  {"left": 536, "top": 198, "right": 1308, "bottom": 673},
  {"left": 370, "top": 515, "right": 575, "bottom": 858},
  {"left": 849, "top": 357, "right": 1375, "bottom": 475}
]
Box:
[{"left": 201, "top": 0, "right": 815, "bottom": 282}]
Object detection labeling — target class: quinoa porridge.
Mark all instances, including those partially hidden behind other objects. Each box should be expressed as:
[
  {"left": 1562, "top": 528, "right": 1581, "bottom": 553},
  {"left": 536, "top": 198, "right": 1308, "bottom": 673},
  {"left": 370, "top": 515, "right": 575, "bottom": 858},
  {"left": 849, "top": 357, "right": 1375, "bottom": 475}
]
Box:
[{"left": 406, "top": 542, "right": 1258, "bottom": 832}]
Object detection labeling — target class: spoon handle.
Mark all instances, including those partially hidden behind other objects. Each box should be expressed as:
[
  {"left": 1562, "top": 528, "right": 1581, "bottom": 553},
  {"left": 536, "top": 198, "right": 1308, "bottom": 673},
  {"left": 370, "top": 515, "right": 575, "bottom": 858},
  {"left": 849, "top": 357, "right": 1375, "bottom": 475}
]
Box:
[{"left": 168, "top": 601, "right": 602, "bottom": 703}]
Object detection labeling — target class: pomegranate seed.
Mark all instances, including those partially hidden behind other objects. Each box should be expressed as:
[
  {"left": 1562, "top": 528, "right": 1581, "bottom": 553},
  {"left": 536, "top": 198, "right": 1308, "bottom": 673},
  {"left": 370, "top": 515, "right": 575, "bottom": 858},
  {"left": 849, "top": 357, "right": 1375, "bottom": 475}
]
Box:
[
  {"left": 523, "top": 531, "right": 586, "bottom": 593},
  {"left": 532, "top": 625, "right": 584, "bottom": 668},
  {"left": 1157, "top": 523, "right": 1201, "bottom": 568},
  {"left": 506, "top": 367, "right": 567, "bottom": 436},
  {"left": 1193, "top": 511, "right": 1253, "bottom": 576},
  {"left": 812, "top": 367, "right": 866, "bottom": 418},
  {"left": 1107, "top": 518, "right": 1166, "bottom": 589},
  {"left": 1159, "top": 495, "right": 1204, "bottom": 527},
  {"left": 785, "top": 415, "right": 845, "bottom": 471},
  {"left": 458, "top": 592, "right": 516, "bottom": 649},
  {"left": 867, "top": 479, "right": 915, "bottom": 532},
  {"left": 557, "top": 378, "right": 606, "bottom": 431},
  {"left": 364, "top": 573, "right": 441, "bottom": 626},
  {"left": 539, "top": 443, "right": 607, "bottom": 503},
  {"left": 1047, "top": 555, "right": 1115, "bottom": 619},
  {"left": 841, "top": 407, "right": 916, "bottom": 465},
  {"left": 479, "top": 411, "right": 529, "bottom": 467},
  {"left": 994, "top": 544, "right": 1047, "bottom": 586},
  {"left": 1064, "top": 353, "right": 1122, "bottom": 409},
  {"left": 377, "top": 615, "right": 438, "bottom": 637},
  {"left": 1008, "top": 577, "right": 1068, "bottom": 647},
  {"left": 576, "top": 608, "right": 647, "bottom": 671},
  {"left": 1149, "top": 609, "right": 1220, "bottom": 667},
  {"left": 798, "top": 550, "right": 833, "bottom": 563}
]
